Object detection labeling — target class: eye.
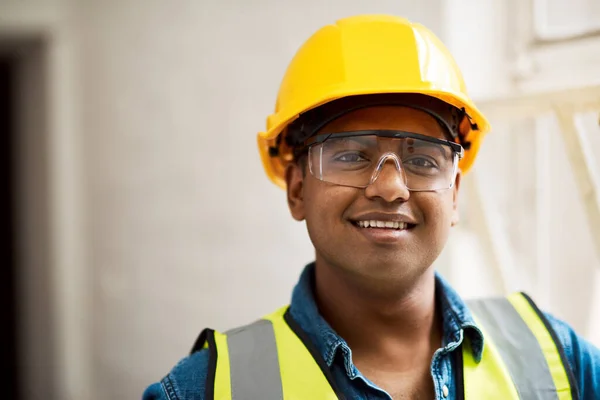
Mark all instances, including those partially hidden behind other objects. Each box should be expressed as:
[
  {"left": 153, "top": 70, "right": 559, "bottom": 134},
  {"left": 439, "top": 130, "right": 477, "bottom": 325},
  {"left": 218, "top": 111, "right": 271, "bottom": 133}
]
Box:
[
  {"left": 405, "top": 157, "right": 438, "bottom": 168},
  {"left": 334, "top": 152, "right": 368, "bottom": 163}
]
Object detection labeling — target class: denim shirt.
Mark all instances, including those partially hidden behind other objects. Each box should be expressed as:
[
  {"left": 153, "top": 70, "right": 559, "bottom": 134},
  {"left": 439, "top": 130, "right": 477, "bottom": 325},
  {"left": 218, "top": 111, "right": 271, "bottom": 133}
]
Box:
[{"left": 144, "top": 264, "right": 600, "bottom": 399}]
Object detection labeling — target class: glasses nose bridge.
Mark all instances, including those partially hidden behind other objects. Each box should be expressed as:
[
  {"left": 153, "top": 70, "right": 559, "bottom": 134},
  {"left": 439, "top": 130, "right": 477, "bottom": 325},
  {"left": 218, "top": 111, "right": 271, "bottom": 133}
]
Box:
[{"left": 369, "top": 152, "right": 405, "bottom": 185}]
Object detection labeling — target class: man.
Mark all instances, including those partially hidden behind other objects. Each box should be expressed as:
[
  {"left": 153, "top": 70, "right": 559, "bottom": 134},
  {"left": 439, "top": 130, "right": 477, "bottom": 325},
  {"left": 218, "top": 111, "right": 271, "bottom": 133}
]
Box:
[{"left": 144, "top": 15, "right": 600, "bottom": 399}]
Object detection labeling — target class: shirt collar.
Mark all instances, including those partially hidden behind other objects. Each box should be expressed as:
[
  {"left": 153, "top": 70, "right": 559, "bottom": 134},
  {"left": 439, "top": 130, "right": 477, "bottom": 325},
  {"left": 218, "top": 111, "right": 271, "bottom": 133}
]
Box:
[
  {"left": 288, "top": 263, "right": 486, "bottom": 374},
  {"left": 434, "top": 272, "right": 485, "bottom": 362},
  {"left": 289, "top": 263, "right": 352, "bottom": 373}
]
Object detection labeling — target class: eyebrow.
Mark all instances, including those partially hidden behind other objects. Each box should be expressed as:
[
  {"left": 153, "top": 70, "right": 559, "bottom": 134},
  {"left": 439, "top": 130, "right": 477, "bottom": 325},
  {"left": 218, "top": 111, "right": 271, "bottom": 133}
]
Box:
[
  {"left": 363, "top": 137, "right": 450, "bottom": 159},
  {"left": 329, "top": 136, "right": 377, "bottom": 147},
  {"left": 405, "top": 139, "right": 449, "bottom": 157}
]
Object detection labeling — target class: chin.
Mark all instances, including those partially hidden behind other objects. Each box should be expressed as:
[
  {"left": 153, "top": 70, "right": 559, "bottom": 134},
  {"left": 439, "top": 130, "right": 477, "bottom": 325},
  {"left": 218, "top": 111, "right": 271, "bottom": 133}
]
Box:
[{"left": 344, "top": 254, "right": 422, "bottom": 280}]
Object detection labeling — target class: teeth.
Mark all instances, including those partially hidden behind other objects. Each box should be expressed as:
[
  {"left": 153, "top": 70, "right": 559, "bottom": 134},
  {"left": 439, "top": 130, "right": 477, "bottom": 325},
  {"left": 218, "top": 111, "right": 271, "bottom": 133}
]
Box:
[{"left": 356, "top": 220, "right": 410, "bottom": 230}]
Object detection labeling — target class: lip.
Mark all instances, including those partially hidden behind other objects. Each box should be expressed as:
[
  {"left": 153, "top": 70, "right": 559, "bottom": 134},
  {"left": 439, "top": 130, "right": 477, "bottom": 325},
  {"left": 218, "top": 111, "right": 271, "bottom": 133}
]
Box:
[{"left": 348, "top": 212, "right": 418, "bottom": 244}]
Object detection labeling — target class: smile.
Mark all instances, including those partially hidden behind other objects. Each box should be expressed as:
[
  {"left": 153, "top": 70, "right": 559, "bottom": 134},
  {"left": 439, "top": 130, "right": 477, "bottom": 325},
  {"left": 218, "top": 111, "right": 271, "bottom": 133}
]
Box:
[
  {"left": 351, "top": 219, "right": 417, "bottom": 244},
  {"left": 355, "top": 220, "right": 412, "bottom": 230}
]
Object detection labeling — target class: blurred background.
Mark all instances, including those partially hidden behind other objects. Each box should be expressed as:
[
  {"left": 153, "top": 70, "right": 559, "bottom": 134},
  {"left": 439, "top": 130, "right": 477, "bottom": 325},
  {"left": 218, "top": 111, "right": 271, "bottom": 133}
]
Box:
[{"left": 1, "top": 0, "right": 599, "bottom": 399}]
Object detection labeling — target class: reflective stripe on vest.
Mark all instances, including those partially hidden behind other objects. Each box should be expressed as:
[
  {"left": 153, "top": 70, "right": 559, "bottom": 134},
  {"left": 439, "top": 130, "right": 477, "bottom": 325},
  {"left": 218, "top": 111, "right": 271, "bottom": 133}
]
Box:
[
  {"left": 213, "top": 306, "right": 340, "bottom": 400},
  {"left": 200, "top": 293, "right": 576, "bottom": 399},
  {"left": 225, "top": 319, "right": 283, "bottom": 399},
  {"left": 465, "top": 293, "right": 576, "bottom": 400}
]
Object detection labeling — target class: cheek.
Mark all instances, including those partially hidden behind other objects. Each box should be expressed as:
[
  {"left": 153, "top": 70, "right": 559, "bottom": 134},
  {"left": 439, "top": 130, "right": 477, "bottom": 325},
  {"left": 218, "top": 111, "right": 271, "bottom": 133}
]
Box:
[
  {"left": 420, "top": 192, "right": 455, "bottom": 232},
  {"left": 303, "top": 181, "right": 356, "bottom": 235}
]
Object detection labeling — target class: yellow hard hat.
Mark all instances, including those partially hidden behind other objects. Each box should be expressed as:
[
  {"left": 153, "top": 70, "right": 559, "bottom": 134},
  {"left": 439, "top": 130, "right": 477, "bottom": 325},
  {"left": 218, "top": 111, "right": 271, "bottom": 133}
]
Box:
[{"left": 257, "top": 14, "right": 490, "bottom": 188}]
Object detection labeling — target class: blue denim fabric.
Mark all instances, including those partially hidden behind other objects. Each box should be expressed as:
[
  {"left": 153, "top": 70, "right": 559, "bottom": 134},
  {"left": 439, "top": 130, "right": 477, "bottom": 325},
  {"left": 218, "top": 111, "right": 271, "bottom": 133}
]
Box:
[{"left": 143, "top": 264, "right": 600, "bottom": 399}]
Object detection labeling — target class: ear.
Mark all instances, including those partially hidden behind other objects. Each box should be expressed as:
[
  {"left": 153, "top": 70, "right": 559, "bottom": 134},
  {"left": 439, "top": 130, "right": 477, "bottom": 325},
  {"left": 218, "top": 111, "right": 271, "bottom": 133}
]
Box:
[
  {"left": 451, "top": 170, "right": 461, "bottom": 227},
  {"left": 285, "top": 162, "right": 306, "bottom": 221}
]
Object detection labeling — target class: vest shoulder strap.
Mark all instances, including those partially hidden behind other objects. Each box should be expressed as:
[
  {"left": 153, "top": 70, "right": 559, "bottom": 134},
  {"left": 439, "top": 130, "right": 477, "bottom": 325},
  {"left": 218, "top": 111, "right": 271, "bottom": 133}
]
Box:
[
  {"left": 466, "top": 292, "right": 579, "bottom": 400},
  {"left": 195, "top": 305, "right": 342, "bottom": 400}
]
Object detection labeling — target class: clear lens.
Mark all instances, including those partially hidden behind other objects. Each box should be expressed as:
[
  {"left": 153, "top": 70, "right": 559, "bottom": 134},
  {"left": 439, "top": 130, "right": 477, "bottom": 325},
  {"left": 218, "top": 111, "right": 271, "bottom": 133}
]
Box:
[{"left": 308, "top": 135, "right": 458, "bottom": 191}]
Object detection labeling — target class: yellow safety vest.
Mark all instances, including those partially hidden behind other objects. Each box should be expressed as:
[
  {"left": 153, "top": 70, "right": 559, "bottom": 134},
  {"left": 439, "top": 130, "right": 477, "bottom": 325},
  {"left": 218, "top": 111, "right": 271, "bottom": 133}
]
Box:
[{"left": 192, "top": 293, "right": 578, "bottom": 399}]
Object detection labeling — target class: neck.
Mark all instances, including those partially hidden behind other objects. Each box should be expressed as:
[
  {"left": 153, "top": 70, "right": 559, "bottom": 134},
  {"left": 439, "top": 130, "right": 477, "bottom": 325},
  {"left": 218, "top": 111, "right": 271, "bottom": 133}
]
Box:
[{"left": 314, "top": 260, "right": 441, "bottom": 367}]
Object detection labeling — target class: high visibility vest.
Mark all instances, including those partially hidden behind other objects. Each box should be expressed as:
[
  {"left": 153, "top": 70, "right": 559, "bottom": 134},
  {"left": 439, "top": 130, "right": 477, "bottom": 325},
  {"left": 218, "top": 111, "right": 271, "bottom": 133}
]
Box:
[{"left": 191, "top": 292, "right": 578, "bottom": 399}]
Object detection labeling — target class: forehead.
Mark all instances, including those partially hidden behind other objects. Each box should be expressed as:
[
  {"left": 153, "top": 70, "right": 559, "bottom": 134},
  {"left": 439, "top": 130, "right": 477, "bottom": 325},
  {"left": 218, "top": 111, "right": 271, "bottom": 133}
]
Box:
[{"left": 318, "top": 106, "right": 446, "bottom": 139}]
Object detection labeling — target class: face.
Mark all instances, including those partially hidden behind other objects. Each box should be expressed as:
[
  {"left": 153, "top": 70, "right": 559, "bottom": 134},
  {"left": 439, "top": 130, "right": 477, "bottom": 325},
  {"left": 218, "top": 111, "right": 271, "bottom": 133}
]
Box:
[{"left": 285, "top": 105, "right": 461, "bottom": 289}]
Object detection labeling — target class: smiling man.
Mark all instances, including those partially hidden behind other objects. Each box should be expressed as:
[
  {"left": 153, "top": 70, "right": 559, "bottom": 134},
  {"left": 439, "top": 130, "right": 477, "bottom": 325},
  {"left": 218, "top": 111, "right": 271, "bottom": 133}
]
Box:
[{"left": 144, "top": 15, "right": 600, "bottom": 400}]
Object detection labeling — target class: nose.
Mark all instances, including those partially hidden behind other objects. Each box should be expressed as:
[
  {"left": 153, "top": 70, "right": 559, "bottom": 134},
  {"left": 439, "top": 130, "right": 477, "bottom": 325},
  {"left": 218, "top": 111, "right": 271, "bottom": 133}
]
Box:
[{"left": 364, "top": 153, "right": 410, "bottom": 202}]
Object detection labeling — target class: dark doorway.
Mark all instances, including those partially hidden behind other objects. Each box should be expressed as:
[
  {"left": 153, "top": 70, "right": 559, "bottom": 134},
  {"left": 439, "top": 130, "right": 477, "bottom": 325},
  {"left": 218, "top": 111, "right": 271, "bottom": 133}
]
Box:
[
  {"left": 0, "top": 55, "right": 20, "bottom": 400},
  {"left": 0, "top": 37, "right": 53, "bottom": 400}
]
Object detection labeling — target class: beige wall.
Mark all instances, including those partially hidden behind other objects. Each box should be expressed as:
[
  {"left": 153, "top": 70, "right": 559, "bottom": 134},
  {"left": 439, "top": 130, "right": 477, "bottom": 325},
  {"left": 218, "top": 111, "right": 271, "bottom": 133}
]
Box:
[
  {"left": 1, "top": 1, "right": 599, "bottom": 399},
  {"left": 76, "top": 1, "right": 444, "bottom": 398}
]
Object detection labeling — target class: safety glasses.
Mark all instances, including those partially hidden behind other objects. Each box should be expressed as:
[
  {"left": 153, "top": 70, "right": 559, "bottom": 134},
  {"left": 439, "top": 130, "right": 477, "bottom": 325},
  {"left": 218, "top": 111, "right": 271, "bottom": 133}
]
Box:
[{"left": 304, "top": 130, "right": 463, "bottom": 191}]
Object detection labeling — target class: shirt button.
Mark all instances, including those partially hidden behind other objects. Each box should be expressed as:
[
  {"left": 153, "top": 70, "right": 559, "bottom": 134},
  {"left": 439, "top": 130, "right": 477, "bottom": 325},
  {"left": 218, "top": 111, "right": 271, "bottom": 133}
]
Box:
[{"left": 442, "top": 385, "right": 449, "bottom": 398}]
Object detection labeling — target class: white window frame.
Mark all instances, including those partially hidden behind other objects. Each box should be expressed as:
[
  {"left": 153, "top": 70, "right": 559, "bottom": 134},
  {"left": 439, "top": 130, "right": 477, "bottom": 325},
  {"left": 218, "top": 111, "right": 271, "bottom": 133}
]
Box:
[
  {"left": 533, "top": 0, "right": 600, "bottom": 41},
  {"left": 511, "top": 0, "right": 600, "bottom": 93}
]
